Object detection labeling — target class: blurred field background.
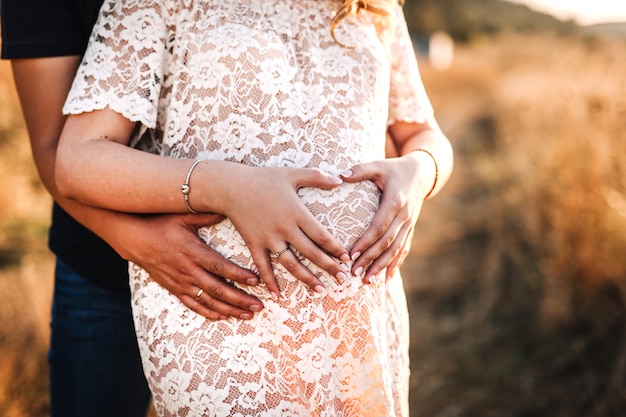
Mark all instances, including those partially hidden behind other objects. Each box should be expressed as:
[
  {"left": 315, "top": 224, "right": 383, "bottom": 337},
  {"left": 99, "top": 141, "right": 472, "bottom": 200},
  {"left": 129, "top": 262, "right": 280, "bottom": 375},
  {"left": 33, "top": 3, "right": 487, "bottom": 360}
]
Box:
[{"left": 1, "top": 1, "right": 626, "bottom": 416}]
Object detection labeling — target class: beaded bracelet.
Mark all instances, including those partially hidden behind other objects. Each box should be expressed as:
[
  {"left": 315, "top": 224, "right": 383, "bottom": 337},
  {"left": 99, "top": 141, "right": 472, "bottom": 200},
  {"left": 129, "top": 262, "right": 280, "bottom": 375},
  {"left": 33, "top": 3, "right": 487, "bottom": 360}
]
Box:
[
  {"left": 412, "top": 149, "right": 439, "bottom": 200},
  {"left": 181, "top": 159, "right": 204, "bottom": 213}
]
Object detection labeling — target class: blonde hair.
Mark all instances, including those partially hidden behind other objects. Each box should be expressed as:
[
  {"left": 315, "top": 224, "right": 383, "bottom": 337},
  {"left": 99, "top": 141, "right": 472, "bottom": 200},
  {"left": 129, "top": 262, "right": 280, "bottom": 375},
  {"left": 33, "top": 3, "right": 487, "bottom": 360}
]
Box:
[{"left": 330, "top": 0, "right": 403, "bottom": 47}]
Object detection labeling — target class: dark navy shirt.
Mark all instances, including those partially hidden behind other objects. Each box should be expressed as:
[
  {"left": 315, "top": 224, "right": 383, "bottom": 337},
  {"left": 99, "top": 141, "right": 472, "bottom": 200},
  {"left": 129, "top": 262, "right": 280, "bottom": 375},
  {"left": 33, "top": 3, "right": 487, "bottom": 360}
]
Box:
[{"left": 1, "top": 0, "right": 129, "bottom": 293}]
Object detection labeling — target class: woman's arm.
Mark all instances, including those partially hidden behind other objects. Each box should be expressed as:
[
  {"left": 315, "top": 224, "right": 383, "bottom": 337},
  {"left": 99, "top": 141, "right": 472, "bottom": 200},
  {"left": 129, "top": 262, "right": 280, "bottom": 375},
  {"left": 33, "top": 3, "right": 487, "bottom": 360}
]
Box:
[
  {"left": 56, "top": 108, "right": 351, "bottom": 298},
  {"left": 340, "top": 117, "right": 454, "bottom": 281},
  {"left": 12, "top": 57, "right": 264, "bottom": 319}
]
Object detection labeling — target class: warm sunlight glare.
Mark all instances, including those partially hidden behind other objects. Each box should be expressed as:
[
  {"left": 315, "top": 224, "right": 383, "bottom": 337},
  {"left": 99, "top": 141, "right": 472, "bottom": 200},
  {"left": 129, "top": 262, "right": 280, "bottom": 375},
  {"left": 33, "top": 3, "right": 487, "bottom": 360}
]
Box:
[{"left": 507, "top": 0, "right": 626, "bottom": 25}]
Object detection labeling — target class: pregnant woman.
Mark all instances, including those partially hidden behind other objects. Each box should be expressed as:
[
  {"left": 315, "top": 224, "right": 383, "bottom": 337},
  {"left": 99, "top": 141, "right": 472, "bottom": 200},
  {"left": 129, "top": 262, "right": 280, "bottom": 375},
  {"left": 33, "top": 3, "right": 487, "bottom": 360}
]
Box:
[{"left": 56, "top": 0, "right": 453, "bottom": 415}]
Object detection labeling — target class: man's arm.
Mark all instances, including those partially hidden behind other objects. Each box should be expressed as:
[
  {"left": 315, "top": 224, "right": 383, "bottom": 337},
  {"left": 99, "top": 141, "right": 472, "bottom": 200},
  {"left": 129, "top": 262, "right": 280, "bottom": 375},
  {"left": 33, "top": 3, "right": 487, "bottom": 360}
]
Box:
[{"left": 11, "top": 57, "right": 264, "bottom": 319}]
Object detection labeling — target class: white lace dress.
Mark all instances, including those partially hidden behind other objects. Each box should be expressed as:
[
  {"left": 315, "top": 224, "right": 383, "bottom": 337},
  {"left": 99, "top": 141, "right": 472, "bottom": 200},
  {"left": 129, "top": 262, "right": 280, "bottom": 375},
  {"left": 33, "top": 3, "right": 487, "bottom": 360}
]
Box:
[{"left": 65, "top": 1, "right": 433, "bottom": 416}]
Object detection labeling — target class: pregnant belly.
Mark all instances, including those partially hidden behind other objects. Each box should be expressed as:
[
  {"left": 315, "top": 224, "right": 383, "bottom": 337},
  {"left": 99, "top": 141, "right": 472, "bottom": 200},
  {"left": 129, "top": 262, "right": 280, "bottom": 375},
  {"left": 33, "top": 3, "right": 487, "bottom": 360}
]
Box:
[
  {"left": 298, "top": 180, "right": 380, "bottom": 250},
  {"left": 198, "top": 180, "right": 381, "bottom": 272}
]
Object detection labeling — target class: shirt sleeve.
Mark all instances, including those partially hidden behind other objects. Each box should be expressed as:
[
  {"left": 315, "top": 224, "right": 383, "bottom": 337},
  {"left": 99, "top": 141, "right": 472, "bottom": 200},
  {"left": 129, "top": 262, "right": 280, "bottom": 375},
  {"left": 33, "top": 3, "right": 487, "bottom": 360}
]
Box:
[
  {"left": 387, "top": 5, "right": 434, "bottom": 126},
  {"left": 63, "top": 0, "right": 173, "bottom": 130}
]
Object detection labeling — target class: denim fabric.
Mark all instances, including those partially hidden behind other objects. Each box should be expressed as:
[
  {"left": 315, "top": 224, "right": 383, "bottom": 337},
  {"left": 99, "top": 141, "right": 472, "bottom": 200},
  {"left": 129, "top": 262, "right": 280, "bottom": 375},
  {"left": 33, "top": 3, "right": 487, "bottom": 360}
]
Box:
[{"left": 48, "top": 259, "right": 151, "bottom": 417}]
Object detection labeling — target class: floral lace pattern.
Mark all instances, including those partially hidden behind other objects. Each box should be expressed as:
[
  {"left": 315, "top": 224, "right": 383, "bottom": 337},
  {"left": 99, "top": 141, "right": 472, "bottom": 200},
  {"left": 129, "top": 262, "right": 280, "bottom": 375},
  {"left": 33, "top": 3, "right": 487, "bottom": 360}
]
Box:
[{"left": 66, "top": 1, "right": 432, "bottom": 416}]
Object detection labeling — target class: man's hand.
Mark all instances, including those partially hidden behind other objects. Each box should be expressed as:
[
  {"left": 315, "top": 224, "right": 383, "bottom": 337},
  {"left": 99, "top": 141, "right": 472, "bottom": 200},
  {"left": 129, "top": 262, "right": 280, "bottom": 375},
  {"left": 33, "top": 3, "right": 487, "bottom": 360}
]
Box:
[{"left": 120, "top": 213, "right": 264, "bottom": 320}]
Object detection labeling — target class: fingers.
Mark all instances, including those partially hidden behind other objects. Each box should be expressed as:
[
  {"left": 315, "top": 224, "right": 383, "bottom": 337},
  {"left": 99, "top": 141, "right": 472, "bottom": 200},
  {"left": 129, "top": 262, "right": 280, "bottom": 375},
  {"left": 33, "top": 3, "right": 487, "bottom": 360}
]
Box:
[
  {"left": 152, "top": 256, "right": 264, "bottom": 320},
  {"left": 151, "top": 265, "right": 263, "bottom": 320},
  {"left": 339, "top": 160, "right": 398, "bottom": 265},
  {"left": 348, "top": 191, "right": 419, "bottom": 282},
  {"left": 386, "top": 228, "right": 413, "bottom": 281},
  {"left": 350, "top": 191, "right": 400, "bottom": 270},
  {"left": 288, "top": 228, "right": 349, "bottom": 281},
  {"left": 296, "top": 211, "right": 350, "bottom": 267},
  {"left": 138, "top": 213, "right": 265, "bottom": 320},
  {"left": 194, "top": 246, "right": 260, "bottom": 287},
  {"left": 292, "top": 169, "right": 351, "bottom": 262},
  {"left": 339, "top": 161, "right": 383, "bottom": 187},
  {"left": 357, "top": 216, "right": 405, "bottom": 283},
  {"left": 249, "top": 246, "right": 282, "bottom": 300},
  {"left": 341, "top": 159, "right": 424, "bottom": 281},
  {"left": 181, "top": 232, "right": 264, "bottom": 311},
  {"left": 187, "top": 281, "right": 263, "bottom": 321},
  {"left": 385, "top": 255, "right": 401, "bottom": 283},
  {"left": 272, "top": 249, "right": 325, "bottom": 294},
  {"left": 294, "top": 167, "right": 344, "bottom": 190},
  {"left": 265, "top": 207, "right": 349, "bottom": 294},
  {"left": 181, "top": 213, "right": 262, "bottom": 287}
]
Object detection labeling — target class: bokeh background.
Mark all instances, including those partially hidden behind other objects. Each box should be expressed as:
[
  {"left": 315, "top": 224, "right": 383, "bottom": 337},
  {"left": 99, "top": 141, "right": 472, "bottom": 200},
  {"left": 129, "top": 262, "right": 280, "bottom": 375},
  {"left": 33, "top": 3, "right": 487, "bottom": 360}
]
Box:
[{"left": 1, "top": 0, "right": 625, "bottom": 416}]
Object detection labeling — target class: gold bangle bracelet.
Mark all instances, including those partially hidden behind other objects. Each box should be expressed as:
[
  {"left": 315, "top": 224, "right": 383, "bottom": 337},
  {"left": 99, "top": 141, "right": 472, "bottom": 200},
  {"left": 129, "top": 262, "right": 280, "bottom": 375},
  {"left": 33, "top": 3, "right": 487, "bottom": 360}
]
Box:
[
  {"left": 411, "top": 149, "right": 439, "bottom": 200},
  {"left": 181, "top": 159, "right": 204, "bottom": 213}
]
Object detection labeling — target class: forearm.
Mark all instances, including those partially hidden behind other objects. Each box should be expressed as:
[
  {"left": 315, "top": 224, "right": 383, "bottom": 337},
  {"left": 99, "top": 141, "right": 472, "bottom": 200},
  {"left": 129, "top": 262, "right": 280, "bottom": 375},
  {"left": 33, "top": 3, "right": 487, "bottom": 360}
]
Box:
[
  {"left": 56, "top": 120, "right": 242, "bottom": 215},
  {"left": 391, "top": 119, "right": 454, "bottom": 200},
  {"left": 31, "top": 138, "right": 149, "bottom": 259}
]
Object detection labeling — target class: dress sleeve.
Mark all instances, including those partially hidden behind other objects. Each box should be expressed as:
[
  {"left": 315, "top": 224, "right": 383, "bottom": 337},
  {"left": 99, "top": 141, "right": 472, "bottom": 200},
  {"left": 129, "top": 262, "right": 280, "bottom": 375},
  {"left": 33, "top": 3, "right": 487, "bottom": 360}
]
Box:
[
  {"left": 63, "top": 0, "right": 172, "bottom": 130},
  {"left": 387, "top": 5, "right": 434, "bottom": 126}
]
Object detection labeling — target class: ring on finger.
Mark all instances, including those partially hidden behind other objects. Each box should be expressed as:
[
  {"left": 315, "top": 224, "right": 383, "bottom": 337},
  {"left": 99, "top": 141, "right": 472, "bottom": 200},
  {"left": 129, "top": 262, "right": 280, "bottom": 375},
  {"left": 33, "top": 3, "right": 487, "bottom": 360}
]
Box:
[
  {"left": 194, "top": 288, "right": 204, "bottom": 300},
  {"left": 269, "top": 247, "right": 290, "bottom": 261}
]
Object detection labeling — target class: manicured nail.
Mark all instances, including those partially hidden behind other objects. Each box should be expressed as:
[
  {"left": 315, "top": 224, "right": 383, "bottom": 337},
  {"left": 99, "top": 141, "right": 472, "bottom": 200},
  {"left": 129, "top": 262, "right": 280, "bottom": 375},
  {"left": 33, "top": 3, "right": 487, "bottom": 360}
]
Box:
[
  {"left": 336, "top": 271, "right": 347, "bottom": 283},
  {"left": 340, "top": 253, "right": 350, "bottom": 262},
  {"left": 240, "top": 312, "right": 253, "bottom": 320},
  {"left": 351, "top": 252, "right": 361, "bottom": 261},
  {"left": 329, "top": 175, "right": 343, "bottom": 184},
  {"left": 314, "top": 285, "right": 326, "bottom": 294},
  {"left": 247, "top": 278, "right": 259, "bottom": 285},
  {"left": 340, "top": 170, "right": 353, "bottom": 178},
  {"left": 354, "top": 266, "right": 363, "bottom": 277},
  {"left": 270, "top": 291, "right": 279, "bottom": 300},
  {"left": 250, "top": 304, "right": 263, "bottom": 312}
]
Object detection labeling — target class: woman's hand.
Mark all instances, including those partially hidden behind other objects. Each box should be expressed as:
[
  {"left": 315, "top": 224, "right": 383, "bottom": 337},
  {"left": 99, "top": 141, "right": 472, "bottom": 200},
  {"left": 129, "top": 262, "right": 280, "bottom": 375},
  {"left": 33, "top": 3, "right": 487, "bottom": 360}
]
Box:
[
  {"left": 215, "top": 165, "right": 350, "bottom": 299},
  {"left": 340, "top": 151, "right": 436, "bottom": 283},
  {"left": 385, "top": 227, "right": 414, "bottom": 281},
  {"left": 118, "top": 212, "right": 265, "bottom": 320}
]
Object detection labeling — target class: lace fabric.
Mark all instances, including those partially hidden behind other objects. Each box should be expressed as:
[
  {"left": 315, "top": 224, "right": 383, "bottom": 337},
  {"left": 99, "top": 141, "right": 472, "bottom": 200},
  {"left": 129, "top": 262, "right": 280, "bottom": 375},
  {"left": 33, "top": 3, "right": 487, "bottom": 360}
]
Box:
[{"left": 65, "top": 1, "right": 433, "bottom": 415}]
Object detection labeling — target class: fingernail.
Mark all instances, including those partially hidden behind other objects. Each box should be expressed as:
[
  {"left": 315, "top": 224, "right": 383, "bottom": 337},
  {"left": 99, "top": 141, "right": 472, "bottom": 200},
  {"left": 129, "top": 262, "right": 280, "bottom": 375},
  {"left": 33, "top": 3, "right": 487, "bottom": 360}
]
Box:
[
  {"left": 363, "top": 276, "right": 371, "bottom": 285},
  {"left": 240, "top": 312, "right": 253, "bottom": 320},
  {"left": 329, "top": 175, "right": 343, "bottom": 184},
  {"left": 270, "top": 291, "right": 279, "bottom": 300},
  {"left": 340, "top": 169, "right": 353, "bottom": 178},
  {"left": 250, "top": 304, "right": 263, "bottom": 312},
  {"left": 336, "top": 271, "right": 347, "bottom": 283},
  {"left": 247, "top": 278, "right": 259, "bottom": 286},
  {"left": 354, "top": 266, "right": 364, "bottom": 277},
  {"left": 351, "top": 252, "right": 361, "bottom": 261},
  {"left": 340, "top": 253, "right": 350, "bottom": 262},
  {"left": 314, "top": 285, "right": 326, "bottom": 294}
]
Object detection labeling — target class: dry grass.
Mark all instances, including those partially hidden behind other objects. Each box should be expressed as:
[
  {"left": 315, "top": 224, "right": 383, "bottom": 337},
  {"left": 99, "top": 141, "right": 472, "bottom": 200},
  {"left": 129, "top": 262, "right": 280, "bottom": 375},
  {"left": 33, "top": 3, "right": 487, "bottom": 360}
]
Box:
[
  {"left": 0, "top": 60, "right": 54, "bottom": 417},
  {"left": 405, "top": 33, "right": 626, "bottom": 417},
  {"left": 0, "top": 33, "right": 625, "bottom": 416}
]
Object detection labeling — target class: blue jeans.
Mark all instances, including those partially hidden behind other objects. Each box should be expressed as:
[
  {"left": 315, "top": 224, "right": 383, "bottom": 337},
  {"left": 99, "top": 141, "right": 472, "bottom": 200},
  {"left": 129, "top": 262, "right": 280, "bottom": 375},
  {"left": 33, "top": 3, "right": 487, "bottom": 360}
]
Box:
[{"left": 48, "top": 259, "right": 151, "bottom": 417}]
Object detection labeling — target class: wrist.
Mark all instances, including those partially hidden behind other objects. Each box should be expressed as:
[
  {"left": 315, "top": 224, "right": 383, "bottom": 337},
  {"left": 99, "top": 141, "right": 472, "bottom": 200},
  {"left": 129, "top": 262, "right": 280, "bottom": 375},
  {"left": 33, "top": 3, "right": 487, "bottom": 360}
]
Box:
[
  {"left": 405, "top": 148, "right": 438, "bottom": 200},
  {"left": 189, "top": 160, "right": 252, "bottom": 215},
  {"left": 181, "top": 160, "right": 205, "bottom": 213}
]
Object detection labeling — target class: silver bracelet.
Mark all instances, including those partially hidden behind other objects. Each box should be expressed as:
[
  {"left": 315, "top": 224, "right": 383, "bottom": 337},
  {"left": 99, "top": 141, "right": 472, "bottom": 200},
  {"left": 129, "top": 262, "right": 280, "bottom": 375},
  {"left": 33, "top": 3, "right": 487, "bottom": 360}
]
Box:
[{"left": 181, "top": 159, "right": 204, "bottom": 213}]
